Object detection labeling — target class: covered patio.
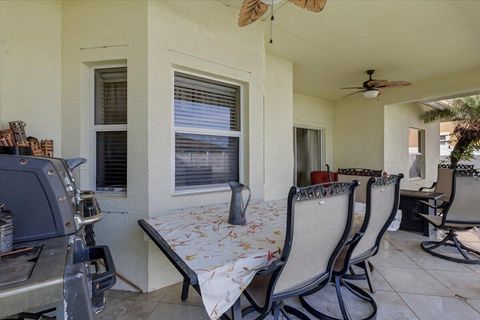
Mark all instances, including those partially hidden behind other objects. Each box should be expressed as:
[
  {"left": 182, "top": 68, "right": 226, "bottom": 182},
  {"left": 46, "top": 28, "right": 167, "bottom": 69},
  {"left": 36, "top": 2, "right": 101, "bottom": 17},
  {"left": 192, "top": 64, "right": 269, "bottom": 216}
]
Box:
[
  {"left": 1, "top": 0, "right": 480, "bottom": 319},
  {"left": 98, "top": 229, "right": 480, "bottom": 320}
]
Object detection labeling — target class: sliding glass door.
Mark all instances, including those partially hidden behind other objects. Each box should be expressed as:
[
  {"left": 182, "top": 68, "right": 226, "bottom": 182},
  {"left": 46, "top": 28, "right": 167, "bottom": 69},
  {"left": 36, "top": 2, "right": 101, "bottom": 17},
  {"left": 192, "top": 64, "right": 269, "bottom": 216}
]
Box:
[{"left": 294, "top": 127, "right": 323, "bottom": 187}]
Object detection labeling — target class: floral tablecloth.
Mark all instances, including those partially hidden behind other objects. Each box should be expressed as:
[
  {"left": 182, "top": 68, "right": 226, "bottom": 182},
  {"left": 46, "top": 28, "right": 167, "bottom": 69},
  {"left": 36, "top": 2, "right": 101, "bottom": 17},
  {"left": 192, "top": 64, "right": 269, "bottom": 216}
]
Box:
[
  {"left": 145, "top": 200, "right": 287, "bottom": 319},
  {"left": 145, "top": 200, "right": 366, "bottom": 319}
]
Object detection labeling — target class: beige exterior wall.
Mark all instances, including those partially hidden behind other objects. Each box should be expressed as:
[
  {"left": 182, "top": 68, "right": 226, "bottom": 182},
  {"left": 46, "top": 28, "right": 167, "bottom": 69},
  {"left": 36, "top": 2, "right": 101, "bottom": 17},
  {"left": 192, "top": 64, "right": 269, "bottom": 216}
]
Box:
[
  {"left": 0, "top": 0, "right": 62, "bottom": 155},
  {"left": 264, "top": 54, "right": 293, "bottom": 201},
  {"left": 384, "top": 103, "right": 440, "bottom": 190},
  {"left": 293, "top": 93, "right": 334, "bottom": 168},
  {"left": 61, "top": 0, "right": 150, "bottom": 290},
  {"left": 146, "top": 0, "right": 266, "bottom": 290},
  {"left": 333, "top": 99, "right": 385, "bottom": 170}
]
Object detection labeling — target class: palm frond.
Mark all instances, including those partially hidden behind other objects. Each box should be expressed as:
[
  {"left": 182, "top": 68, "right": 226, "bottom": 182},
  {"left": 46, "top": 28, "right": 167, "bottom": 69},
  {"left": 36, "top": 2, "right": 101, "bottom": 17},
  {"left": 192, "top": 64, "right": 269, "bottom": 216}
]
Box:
[{"left": 420, "top": 108, "right": 455, "bottom": 123}]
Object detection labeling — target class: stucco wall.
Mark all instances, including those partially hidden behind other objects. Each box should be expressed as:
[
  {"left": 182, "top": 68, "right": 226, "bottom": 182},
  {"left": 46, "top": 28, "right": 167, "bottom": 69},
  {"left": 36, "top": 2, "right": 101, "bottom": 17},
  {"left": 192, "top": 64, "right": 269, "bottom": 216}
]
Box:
[
  {"left": 264, "top": 54, "right": 293, "bottom": 200},
  {"left": 0, "top": 0, "right": 61, "bottom": 155},
  {"left": 61, "top": 0, "right": 150, "bottom": 291},
  {"left": 293, "top": 93, "right": 334, "bottom": 168},
  {"left": 384, "top": 103, "right": 440, "bottom": 190},
  {"left": 146, "top": 0, "right": 267, "bottom": 290}
]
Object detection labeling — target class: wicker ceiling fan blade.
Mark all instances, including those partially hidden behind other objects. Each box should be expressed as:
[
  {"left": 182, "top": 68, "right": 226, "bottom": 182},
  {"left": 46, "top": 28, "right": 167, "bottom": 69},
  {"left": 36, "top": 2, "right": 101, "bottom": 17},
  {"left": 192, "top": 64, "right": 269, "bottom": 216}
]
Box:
[
  {"left": 343, "top": 90, "right": 364, "bottom": 98},
  {"left": 340, "top": 87, "right": 364, "bottom": 90},
  {"left": 289, "top": 0, "right": 327, "bottom": 12},
  {"left": 380, "top": 81, "right": 412, "bottom": 88},
  {"left": 367, "top": 80, "right": 388, "bottom": 87},
  {"left": 238, "top": 0, "right": 269, "bottom": 27}
]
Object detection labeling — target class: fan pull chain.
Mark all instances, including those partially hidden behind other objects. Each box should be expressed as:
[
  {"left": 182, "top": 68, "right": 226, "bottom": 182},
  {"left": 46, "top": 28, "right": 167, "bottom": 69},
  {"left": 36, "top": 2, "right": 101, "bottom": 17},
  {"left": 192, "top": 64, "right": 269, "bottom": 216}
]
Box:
[{"left": 269, "top": 0, "right": 274, "bottom": 43}]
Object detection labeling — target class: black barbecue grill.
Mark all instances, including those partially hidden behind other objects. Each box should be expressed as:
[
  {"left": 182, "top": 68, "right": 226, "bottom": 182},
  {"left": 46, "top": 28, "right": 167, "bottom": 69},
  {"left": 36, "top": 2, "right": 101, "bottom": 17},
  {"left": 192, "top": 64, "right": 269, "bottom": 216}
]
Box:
[{"left": 0, "top": 154, "right": 116, "bottom": 319}]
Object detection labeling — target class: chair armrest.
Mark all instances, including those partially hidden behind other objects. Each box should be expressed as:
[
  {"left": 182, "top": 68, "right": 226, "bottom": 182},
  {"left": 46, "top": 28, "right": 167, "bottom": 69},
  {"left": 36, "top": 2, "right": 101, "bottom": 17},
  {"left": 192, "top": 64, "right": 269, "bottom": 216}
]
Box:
[
  {"left": 256, "top": 260, "right": 285, "bottom": 276},
  {"left": 419, "top": 182, "right": 437, "bottom": 192}
]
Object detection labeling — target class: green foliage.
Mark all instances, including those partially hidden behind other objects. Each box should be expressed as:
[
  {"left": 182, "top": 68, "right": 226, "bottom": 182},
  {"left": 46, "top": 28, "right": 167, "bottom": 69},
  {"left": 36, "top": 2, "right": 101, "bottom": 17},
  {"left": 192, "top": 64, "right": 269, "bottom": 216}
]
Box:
[{"left": 421, "top": 95, "right": 480, "bottom": 165}]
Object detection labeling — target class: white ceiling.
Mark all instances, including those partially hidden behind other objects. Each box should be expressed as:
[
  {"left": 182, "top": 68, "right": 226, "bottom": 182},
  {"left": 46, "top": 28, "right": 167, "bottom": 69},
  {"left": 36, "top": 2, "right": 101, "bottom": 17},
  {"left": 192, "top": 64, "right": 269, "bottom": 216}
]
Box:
[{"left": 218, "top": 0, "right": 480, "bottom": 101}]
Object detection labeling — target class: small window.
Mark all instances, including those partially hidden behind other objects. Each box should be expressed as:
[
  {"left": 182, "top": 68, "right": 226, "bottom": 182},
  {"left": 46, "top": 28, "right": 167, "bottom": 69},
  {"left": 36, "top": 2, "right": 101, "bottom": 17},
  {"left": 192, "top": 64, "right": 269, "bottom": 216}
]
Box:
[
  {"left": 408, "top": 128, "right": 424, "bottom": 179},
  {"left": 174, "top": 72, "right": 241, "bottom": 191},
  {"left": 94, "top": 67, "right": 127, "bottom": 193}
]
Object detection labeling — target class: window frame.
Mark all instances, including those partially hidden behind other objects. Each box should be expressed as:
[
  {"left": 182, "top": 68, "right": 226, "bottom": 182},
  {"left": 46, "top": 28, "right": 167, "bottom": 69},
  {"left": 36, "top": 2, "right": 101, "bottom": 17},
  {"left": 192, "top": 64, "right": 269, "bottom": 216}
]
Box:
[
  {"left": 408, "top": 127, "right": 425, "bottom": 180},
  {"left": 89, "top": 64, "right": 128, "bottom": 195},
  {"left": 171, "top": 68, "right": 245, "bottom": 195}
]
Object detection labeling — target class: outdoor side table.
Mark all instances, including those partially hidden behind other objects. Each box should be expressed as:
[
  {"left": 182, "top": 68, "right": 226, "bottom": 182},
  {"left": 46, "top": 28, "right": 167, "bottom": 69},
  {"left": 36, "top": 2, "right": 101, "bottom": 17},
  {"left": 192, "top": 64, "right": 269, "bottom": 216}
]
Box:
[{"left": 399, "top": 190, "right": 444, "bottom": 236}]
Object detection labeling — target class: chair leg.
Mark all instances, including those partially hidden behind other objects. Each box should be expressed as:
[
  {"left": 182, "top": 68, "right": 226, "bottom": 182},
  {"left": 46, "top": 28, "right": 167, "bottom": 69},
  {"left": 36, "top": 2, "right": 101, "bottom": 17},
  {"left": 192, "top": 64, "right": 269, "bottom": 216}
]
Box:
[
  {"left": 283, "top": 304, "right": 311, "bottom": 320},
  {"left": 299, "top": 275, "right": 377, "bottom": 320},
  {"left": 421, "top": 230, "right": 480, "bottom": 265},
  {"left": 363, "top": 260, "right": 375, "bottom": 294}
]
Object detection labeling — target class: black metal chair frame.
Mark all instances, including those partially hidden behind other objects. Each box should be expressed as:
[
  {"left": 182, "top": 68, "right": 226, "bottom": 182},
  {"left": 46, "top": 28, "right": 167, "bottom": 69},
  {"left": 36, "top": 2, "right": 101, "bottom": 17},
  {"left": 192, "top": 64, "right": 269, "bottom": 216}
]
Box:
[
  {"left": 420, "top": 169, "right": 480, "bottom": 264},
  {"left": 299, "top": 175, "right": 403, "bottom": 320},
  {"left": 242, "top": 182, "right": 358, "bottom": 320}
]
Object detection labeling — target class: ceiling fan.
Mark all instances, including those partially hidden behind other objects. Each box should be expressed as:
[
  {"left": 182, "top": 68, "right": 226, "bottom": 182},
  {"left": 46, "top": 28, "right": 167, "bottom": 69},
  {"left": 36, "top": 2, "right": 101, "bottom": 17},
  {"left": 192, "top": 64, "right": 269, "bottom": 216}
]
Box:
[
  {"left": 238, "top": 0, "right": 327, "bottom": 27},
  {"left": 341, "top": 70, "right": 412, "bottom": 99}
]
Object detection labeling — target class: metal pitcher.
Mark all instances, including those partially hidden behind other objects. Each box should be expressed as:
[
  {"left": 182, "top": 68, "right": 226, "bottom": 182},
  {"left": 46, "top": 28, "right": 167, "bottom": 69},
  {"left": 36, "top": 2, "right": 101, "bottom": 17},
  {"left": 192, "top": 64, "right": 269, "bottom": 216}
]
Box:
[{"left": 228, "top": 182, "right": 251, "bottom": 226}]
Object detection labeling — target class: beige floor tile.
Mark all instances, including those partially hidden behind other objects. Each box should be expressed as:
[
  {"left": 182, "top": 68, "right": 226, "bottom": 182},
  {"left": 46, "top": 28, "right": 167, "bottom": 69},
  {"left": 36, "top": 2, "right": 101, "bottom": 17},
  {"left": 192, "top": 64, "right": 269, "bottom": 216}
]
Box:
[
  {"left": 147, "top": 303, "right": 209, "bottom": 320},
  {"left": 106, "top": 289, "right": 142, "bottom": 300},
  {"left": 466, "top": 298, "right": 480, "bottom": 313},
  {"left": 400, "top": 293, "right": 480, "bottom": 320},
  {"left": 348, "top": 264, "right": 394, "bottom": 292},
  {"left": 151, "top": 282, "right": 204, "bottom": 307},
  {"left": 377, "top": 266, "right": 453, "bottom": 296},
  {"left": 401, "top": 248, "right": 474, "bottom": 273},
  {"left": 97, "top": 297, "right": 158, "bottom": 320},
  {"left": 428, "top": 270, "right": 480, "bottom": 299},
  {"left": 370, "top": 249, "right": 420, "bottom": 269},
  {"left": 132, "top": 283, "right": 177, "bottom": 303}
]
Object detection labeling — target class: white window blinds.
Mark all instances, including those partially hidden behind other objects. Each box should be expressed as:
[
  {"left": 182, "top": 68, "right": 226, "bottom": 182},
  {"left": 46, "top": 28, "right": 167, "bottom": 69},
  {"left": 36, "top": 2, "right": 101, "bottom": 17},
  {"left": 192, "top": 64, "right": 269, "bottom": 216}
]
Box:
[
  {"left": 174, "top": 72, "right": 241, "bottom": 191},
  {"left": 94, "top": 67, "right": 127, "bottom": 193}
]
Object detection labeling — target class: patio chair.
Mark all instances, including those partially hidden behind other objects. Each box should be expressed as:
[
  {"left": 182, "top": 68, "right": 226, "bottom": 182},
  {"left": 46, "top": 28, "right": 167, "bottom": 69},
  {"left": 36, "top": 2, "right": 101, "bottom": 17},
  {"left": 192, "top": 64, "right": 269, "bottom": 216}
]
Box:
[
  {"left": 310, "top": 164, "right": 338, "bottom": 184},
  {"left": 242, "top": 181, "right": 358, "bottom": 320},
  {"left": 336, "top": 168, "right": 383, "bottom": 203},
  {"left": 420, "top": 170, "right": 480, "bottom": 264},
  {"left": 299, "top": 174, "right": 403, "bottom": 320},
  {"left": 419, "top": 164, "right": 456, "bottom": 204}
]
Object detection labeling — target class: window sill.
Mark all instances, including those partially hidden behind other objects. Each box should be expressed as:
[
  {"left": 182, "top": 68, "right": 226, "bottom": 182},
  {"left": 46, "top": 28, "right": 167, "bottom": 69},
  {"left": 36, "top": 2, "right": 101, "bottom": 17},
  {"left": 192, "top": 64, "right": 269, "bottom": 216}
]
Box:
[
  {"left": 95, "top": 192, "right": 127, "bottom": 199},
  {"left": 172, "top": 186, "right": 231, "bottom": 197},
  {"left": 408, "top": 177, "right": 424, "bottom": 181}
]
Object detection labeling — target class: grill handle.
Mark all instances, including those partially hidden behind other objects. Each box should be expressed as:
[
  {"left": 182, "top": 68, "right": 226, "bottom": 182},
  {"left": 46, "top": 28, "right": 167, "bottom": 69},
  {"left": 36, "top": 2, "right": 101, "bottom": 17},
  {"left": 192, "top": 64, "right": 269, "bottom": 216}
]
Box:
[{"left": 75, "top": 193, "right": 103, "bottom": 227}]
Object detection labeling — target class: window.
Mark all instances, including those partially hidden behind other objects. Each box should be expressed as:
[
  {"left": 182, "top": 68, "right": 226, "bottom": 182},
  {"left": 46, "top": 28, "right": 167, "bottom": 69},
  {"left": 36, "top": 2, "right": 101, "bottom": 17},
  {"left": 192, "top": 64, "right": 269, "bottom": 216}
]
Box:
[
  {"left": 408, "top": 128, "right": 424, "bottom": 179},
  {"left": 94, "top": 67, "right": 127, "bottom": 193},
  {"left": 174, "top": 72, "right": 241, "bottom": 191}
]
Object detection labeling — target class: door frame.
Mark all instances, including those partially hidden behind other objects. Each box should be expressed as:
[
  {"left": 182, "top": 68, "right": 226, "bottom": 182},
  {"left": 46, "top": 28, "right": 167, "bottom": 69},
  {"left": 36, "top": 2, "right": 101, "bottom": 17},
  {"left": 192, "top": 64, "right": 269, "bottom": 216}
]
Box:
[{"left": 293, "top": 125, "right": 326, "bottom": 186}]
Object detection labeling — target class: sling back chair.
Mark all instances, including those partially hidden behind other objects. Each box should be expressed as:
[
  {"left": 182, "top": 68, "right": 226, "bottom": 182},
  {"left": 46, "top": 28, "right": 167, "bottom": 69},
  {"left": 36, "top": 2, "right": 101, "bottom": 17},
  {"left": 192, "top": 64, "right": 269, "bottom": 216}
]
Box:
[
  {"left": 420, "top": 170, "right": 480, "bottom": 264},
  {"left": 336, "top": 168, "right": 383, "bottom": 204},
  {"left": 242, "top": 181, "right": 358, "bottom": 320},
  {"left": 299, "top": 174, "right": 403, "bottom": 320},
  {"left": 419, "top": 164, "right": 456, "bottom": 205}
]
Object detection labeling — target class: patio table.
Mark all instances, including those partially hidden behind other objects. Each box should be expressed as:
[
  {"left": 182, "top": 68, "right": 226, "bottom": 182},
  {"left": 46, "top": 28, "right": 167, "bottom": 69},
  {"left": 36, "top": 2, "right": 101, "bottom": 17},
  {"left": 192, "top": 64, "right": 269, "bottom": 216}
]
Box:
[{"left": 138, "top": 199, "right": 364, "bottom": 320}]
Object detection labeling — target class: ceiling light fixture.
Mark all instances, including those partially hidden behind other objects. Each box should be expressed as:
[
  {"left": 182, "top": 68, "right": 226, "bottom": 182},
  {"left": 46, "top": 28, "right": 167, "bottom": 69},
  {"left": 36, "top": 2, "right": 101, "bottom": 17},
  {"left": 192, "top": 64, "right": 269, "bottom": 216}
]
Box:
[{"left": 363, "top": 89, "right": 379, "bottom": 99}]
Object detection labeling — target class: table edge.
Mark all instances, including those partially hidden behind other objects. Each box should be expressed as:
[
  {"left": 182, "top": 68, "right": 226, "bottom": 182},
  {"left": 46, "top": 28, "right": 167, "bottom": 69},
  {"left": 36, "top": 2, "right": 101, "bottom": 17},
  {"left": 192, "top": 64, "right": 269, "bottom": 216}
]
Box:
[{"left": 138, "top": 219, "right": 198, "bottom": 285}]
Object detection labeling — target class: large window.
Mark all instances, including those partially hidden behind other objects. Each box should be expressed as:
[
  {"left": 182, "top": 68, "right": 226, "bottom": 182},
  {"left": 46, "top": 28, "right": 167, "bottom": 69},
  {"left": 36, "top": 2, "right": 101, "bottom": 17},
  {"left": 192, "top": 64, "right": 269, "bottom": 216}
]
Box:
[
  {"left": 408, "top": 128, "right": 424, "bottom": 179},
  {"left": 174, "top": 72, "right": 241, "bottom": 191},
  {"left": 94, "top": 67, "right": 127, "bottom": 193}
]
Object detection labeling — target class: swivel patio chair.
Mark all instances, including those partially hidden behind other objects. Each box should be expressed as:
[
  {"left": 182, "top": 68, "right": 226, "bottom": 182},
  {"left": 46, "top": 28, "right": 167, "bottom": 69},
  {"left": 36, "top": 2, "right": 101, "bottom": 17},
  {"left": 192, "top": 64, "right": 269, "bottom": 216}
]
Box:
[
  {"left": 299, "top": 174, "right": 403, "bottom": 320},
  {"left": 336, "top": 168, "right": 383, "bottom": 204},
  {"left": 419, "top": 164, "right": 456, "bottom": 205},
  {"left": 420, "top": 170, "right": 480, "bottom": 264},
  {"left": 242, "top": 181, "right": 358, "bottom": 320}
]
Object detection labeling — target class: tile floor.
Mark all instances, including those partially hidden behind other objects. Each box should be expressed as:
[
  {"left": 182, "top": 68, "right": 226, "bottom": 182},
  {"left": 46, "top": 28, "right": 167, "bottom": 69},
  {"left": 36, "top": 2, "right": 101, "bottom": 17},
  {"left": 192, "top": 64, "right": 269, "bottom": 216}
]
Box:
[{"left": 97, "top": 229, "right": 480, "bottom": 320}]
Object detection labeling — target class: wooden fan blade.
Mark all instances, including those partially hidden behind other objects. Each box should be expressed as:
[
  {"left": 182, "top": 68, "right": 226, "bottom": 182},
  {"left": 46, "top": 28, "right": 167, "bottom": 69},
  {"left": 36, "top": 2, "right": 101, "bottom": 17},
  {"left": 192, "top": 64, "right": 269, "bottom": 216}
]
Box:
[
  {"left": 367, "top": 80, "right": 388, "bottom": 87},
  {"left": 289, "top": 0, "right": 327, "bottom": 12},
  {"left": 380, "top": 81, "right": 412, "bottom": 88},
  {"left": 343, "top": 90, "right": 364, "bottom": 98},
  {"left": 340, "top": 87, "right": 364, "bottom": 90},
  {"left": 238, "top": 0, "right": 269, "bottom": 27}
]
